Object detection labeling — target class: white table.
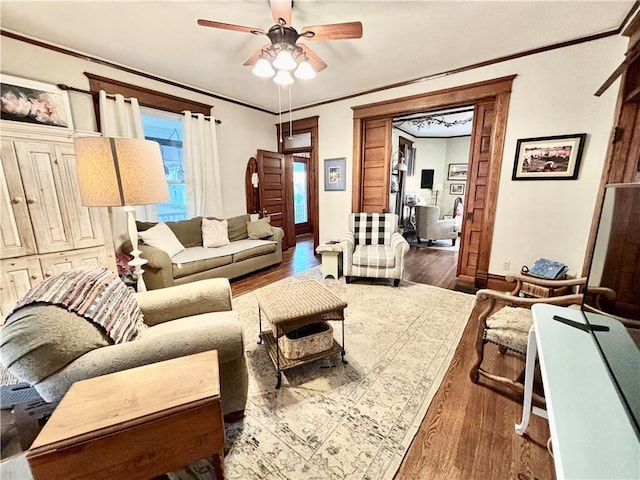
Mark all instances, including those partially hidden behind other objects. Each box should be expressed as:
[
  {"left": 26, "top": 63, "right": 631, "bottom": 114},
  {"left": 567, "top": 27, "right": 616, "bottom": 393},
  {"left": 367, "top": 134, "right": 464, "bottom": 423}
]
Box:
[
  {"left": 315, "top": 242, "right": 343, "bottom": 280},
  {"left": 517, "top": 304, "right": 639, "bottom": 479}
]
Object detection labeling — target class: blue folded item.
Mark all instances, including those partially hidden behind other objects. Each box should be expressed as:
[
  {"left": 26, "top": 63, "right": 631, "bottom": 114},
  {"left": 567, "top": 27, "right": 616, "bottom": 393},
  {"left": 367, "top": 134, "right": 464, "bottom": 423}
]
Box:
[{"left": 522, "top": 258, "right": 568, "bottom": 280}]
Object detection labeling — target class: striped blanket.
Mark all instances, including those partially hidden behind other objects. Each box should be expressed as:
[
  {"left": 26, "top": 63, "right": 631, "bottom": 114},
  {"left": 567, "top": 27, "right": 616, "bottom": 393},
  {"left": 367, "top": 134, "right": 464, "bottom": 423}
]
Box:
[{"left": 11, "top": 267, "right": 143, "bottom": 344}]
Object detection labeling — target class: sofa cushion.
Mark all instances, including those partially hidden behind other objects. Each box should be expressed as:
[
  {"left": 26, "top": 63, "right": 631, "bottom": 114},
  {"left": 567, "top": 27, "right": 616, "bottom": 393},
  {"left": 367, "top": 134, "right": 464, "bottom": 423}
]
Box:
[
  {"left": 225, "top": 214, "right": 250, "bottom": 242},
  {"left": 173, "top": 252, "right": 233, "bottom": 279},
  {"left": 137, "top": 217, "right": 203, "bottom": 248},
  {"left": 352, "top": 244, "right": 397, "bottom": 268},
  {"left": 247, "top": 217, "right": 273, "bottom": 239},
  {"left": 139, "top": 222, "right": 185, "bottom": 257},
  {"left": 232, "top": 240, "right": 278, "bottom": 262},
  {"left": 202, "top": 218, "right": 230, "bottom": 248}
]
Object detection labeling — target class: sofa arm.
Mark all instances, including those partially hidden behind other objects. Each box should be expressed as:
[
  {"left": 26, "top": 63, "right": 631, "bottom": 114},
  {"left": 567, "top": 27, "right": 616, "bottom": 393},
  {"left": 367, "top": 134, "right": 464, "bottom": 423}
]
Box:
[
  {"left": 270, "top": 226, "right": 284, "bottom": 243},
  {"left": 135, "top": 278, "right": 233, "bottom": 326},
  {"left": 121, "top": 240, "right": 174, "bottom": 289},
  {"left": 34, "top": 317, "right": 244, "bottom": 404}
]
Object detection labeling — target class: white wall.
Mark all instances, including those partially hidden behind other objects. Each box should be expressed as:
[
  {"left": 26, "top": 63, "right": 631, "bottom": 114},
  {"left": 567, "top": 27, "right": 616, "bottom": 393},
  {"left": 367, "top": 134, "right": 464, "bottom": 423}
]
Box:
[
  {"left": 295, "top": 35, "right": 625, "bottom": 277},
  {"left": 0, "top": 36, "right": 277, "bottom": 218}
]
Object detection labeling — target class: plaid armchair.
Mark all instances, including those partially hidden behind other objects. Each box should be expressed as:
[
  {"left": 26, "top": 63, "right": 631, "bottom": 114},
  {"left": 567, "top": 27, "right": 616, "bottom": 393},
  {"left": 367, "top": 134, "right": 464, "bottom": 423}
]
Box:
[{"left": 340, "top": 213, "right": 410, "bottom": 287}]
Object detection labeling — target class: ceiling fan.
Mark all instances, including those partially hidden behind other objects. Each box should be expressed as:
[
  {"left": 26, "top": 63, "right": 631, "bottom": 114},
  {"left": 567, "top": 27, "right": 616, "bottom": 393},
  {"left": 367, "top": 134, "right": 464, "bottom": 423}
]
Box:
[{"left": 197, "top": 0, "right": 363, "bottom": 84}]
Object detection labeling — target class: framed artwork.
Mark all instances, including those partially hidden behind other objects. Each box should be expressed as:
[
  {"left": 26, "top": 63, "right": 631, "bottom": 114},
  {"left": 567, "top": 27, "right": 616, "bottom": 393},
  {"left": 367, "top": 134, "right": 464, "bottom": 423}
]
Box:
[
  {"left": 512, "top": 133, "right": 586, "bottom": 180},
  {"left": 447, "top": 163, "right": 468, "bottom": 181},
  {"left": 450, "top": 183, "right": 465, "bottom": 195},
  {"left": 0, "top": 73, "right": 74, "bottom": 130},
  {"left": 324, "top": 157, "right": 346, "bottom": 191}
]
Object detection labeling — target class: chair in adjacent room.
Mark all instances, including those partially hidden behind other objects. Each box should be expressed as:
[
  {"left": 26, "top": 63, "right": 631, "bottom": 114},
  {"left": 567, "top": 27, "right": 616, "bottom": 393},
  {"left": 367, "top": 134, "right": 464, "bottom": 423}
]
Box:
[
  {"left": 415, "top": 205, "right": 459, "bottom": 245},
  {"left": 468, "top": 273, "right": 615, "bottom": 402},
  {"left": 340, "top": 212, "right": 410, "bottom": 287},
  {"left": 0, "top": 268, "right": 249, "bottom": 420}
]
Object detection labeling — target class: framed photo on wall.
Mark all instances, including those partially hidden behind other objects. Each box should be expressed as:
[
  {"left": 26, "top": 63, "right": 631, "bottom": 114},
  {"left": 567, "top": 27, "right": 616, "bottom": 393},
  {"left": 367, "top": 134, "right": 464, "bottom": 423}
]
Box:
[
  {"left": 512, "top": 133, "right": 586, "bottom": 180},
  {"left": 324, "top": 157, "right": 346, "bottom": 191},
  {"left": 447, "top": 163, "right": 468, "bottom": 181},
  {"left": 450, "top": 183, "right": 465, "bottom": 195},
  {"left": 0, "top": 74, "right": 74, "bottom": 130}
]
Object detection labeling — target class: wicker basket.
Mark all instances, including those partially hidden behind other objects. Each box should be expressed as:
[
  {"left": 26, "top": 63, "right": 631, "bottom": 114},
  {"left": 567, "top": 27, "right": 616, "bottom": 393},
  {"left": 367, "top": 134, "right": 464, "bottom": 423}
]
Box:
[{"left": 278, "top": 322, "right": 333, "bottom": 360}]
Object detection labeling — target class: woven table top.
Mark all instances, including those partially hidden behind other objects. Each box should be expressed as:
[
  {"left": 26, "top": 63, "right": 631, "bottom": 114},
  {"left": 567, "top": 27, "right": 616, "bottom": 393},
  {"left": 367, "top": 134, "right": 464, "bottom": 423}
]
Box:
[{"left": 255, "top": 281, "right": 348, "bottom": 326}]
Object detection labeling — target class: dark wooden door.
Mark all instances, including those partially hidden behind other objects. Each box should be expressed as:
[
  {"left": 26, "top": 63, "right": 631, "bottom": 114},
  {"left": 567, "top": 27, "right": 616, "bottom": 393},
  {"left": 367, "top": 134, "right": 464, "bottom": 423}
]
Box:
[
  {"left": 256, "top": 149, "right": 295, "bottom": 250},
  {"left": 457, "top": 100, "right": 496, "bottom": 287},
  {"left": 360, "top": 118, "right": 391, "bottom": 213}
]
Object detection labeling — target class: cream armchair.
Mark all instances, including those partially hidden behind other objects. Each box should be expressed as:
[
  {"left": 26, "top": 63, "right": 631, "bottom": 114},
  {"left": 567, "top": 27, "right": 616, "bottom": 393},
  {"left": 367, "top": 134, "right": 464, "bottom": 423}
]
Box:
[
  {"left": 0, "top": 278, "right": 248, "bottom": 419},
  {"left": 415, "top": 205, "right": 458, "bottom": 245},
  {"left": 340, "top": 212, "right": 410, "bottom": 287}
]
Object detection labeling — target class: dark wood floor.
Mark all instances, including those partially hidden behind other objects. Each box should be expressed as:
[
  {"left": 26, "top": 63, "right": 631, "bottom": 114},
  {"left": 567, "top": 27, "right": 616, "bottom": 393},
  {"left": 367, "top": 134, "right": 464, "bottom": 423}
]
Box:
[{"left": 232, "top": 234, "right": 555, "bottom": 480}]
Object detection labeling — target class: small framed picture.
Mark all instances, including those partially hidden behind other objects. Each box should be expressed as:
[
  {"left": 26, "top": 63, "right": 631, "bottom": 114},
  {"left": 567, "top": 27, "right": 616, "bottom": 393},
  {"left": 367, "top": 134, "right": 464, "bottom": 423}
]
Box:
[
  {"left": 324, "top": 157, "right": 346, "bottom": 191},
  {"left": 512, "top": 133, "right": 586, "bottom": 180},
  {"left": 447, "top": 163, "right": 468, "bottom": 181},
  {"left": 450, "top": 183, "right": 465, "bottom": 195},
  {"left": 0, "top": 74, "right": 74, "bottom": 130}
]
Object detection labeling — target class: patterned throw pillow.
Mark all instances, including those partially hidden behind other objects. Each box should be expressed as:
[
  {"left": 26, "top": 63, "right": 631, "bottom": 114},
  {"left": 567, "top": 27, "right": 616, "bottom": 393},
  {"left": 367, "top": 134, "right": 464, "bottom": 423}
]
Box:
[{"left": 202, "top": 218, "right": 230, "bottom": 247}]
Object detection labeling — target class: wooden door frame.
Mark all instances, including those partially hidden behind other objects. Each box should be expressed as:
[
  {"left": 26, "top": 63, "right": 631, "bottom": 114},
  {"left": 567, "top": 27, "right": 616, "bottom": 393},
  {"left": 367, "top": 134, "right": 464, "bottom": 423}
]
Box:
[
  {"left": 277, "top": 116, "right": 319, "bottom": 251},
  {"left": 351, "top": 75, "right": 515, "bottom": 288}
]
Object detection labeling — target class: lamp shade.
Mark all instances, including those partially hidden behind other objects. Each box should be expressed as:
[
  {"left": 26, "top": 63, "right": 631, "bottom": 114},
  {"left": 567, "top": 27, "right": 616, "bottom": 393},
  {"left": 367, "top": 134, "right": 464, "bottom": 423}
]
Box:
[{"left": 74, "top": 137, "right": 169, "bottom": 207}]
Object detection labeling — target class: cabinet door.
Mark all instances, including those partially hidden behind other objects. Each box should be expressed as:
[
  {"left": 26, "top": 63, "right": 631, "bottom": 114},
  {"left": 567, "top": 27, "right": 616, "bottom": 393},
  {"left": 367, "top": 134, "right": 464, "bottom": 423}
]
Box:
[
  {"left": 0, "top": 140, "right": 37, "bottom": 259},
  {"left": 39, "top": 247, "right": 110, "bottom": 280},
  {"left": 14, "top": 140, "right": 76, "bottom": 254},
  {"left": 0, "top": 257, "right": 42, "bottom": 319},
  {"left": 54, "top": 143, "right": 106, "bottom": 249}
]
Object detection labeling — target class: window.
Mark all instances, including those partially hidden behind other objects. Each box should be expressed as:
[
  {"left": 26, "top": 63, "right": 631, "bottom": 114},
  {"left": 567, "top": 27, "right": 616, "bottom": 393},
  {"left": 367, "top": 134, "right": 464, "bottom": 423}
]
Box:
[
  {"left": 140, "top": 107, "right": 187, "bottom": 221},
  {"left": 293, "top": 160, "right": 308, "bottom": 224}
]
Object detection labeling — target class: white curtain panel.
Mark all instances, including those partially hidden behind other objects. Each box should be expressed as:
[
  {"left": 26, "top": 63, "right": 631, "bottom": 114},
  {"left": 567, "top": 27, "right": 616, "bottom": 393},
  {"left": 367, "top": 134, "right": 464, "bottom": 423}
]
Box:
[
  {"left": 182, "top": 109, "right": 224, "bottom": 218},
  {"left": 98, "top": 91, "right": 158, "bottom": 249}
]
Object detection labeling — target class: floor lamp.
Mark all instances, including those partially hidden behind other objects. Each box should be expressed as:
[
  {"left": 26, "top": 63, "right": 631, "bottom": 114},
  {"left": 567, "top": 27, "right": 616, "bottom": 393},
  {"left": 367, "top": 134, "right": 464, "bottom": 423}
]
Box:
[{"left": 74, "top": 137, "right": 169, "bottom": 292}]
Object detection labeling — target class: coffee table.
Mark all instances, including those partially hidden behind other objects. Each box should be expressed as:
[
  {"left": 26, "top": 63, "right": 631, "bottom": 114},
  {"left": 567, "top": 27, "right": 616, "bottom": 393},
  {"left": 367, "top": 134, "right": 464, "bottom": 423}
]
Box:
[
  {"left": 26, "top": 351, "right": 225, "bottom": 480},
  {"left": 255, "top": 280, "right": 348, "bottom": 388}
]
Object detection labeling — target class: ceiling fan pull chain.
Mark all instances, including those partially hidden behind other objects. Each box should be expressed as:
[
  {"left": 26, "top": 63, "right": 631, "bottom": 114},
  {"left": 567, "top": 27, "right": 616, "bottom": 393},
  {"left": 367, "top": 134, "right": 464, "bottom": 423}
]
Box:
[
  {"left": 288, "top": 84, "right": 293, "bottom": 140},
  {"left": 278, "top": 84, "right": 283, "bottom": 143}
]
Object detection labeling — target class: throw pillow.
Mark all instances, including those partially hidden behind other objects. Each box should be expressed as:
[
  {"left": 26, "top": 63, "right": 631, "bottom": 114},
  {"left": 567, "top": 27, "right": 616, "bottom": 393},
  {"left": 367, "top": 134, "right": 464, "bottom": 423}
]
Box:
[
  {"left": 202, "top": 218, "right": 230, "bottom": 248},
  {"left": 138, "top": 222, "right": 185, "bottom": 258},
  {"left": 247, "top": 217, "right": 273, "bottom": 240}
]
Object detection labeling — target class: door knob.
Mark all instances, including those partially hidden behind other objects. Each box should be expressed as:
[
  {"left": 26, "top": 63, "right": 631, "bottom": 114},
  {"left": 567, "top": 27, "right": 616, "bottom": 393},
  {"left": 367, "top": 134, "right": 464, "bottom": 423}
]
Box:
[
  {"left": 27, "top": 198, "right": 37, "bottom": 204},
  {"left": 11, "top": 197, "right": 23, "bottom": 204}
]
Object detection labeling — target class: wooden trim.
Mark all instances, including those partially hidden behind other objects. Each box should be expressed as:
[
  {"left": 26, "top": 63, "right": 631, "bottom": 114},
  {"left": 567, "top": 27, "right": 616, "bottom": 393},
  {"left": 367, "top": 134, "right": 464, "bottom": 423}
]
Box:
[
  {"left": 474, "top": 90, "right": 512, "bottom": 288},
  {"left": 293, "top": 29, "right": 621, "bottom": 113},
  {"left": 0, "top": 30, "right": 273, "bottom": 115},
  {"left": 84, "top": 73, "right": 212, "bottom": 115},
  {"left": 351, "top": 76, "right": 516, "bottom": 119},
  {"left": 276, "top": 117, "right": 320, "bottom": 251},
  {"left": 2, "top": 12, "right": 627, "bottom": 116},
  {"left": 486, "top": 274, "right": 515, "bottom": 293}
]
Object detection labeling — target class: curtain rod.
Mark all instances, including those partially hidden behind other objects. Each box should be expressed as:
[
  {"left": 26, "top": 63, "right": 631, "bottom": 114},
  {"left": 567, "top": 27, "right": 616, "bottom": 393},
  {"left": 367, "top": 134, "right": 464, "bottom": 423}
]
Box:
[{"left": 57, "top": 83, "right": 222, "bottom": 124}]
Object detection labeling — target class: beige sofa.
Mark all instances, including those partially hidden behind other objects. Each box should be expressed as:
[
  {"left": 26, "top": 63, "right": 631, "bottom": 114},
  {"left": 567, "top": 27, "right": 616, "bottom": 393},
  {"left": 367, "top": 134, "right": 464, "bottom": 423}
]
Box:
[
  {"left": 0, "top": 278, "right": 248, "bottom": 418},
  {"left": 123, "top": 214, "right": 283, "bottom": 291}
]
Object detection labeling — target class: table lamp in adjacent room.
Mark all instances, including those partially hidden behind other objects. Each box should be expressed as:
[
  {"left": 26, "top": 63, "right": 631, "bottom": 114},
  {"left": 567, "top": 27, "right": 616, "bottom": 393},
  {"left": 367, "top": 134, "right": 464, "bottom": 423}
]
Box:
[
  {"left": 73, "top": 137, "right": 169, "bottom": 292},
  {"left": 432, "top": 183, "right": 443, "bottom": 206}
]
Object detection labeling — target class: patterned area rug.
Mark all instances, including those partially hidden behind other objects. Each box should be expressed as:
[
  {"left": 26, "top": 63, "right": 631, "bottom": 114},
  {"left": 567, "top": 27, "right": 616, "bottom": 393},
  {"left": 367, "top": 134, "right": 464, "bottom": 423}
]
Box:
[{"left": 170, "top": 268, "right": 475, "bottom": 480}]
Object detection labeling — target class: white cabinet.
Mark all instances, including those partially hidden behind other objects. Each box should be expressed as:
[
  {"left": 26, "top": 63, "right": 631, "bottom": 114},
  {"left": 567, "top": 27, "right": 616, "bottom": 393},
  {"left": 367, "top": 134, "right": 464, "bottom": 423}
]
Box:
[{"left": 0, "top": 124, "right": 116, "bottom": 318}]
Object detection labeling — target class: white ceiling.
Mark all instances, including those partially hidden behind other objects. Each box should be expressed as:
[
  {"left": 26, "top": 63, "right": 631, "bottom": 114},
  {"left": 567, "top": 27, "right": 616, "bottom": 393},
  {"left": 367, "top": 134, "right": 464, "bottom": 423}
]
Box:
[{"left": 0, "top": 1, "right": 634, "bottom": 113}]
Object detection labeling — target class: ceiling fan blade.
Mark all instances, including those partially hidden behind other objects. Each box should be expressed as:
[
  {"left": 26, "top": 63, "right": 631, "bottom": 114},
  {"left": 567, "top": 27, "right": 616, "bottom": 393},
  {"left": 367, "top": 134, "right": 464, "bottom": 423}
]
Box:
[
  {"left": 197, "top": 19, "right": 264, "bottom": 35},
  {"left": 243, "top": 45, "right": 271, "bottom": 66},
  {"left": 298, "top": 44, "right": 327, "bottom": 72},
  {"left": 270, "top": 0, "right": 292, "bottom": 25},
  {"left": 301, "top": 21, "right": 363, "bottom": 40}
]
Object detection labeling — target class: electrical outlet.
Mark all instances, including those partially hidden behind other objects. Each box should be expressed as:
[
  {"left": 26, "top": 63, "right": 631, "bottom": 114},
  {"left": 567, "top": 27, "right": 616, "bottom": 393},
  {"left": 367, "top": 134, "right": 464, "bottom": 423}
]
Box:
[{"left": 503, "top": 261, "right": 510, "bottom": 271}]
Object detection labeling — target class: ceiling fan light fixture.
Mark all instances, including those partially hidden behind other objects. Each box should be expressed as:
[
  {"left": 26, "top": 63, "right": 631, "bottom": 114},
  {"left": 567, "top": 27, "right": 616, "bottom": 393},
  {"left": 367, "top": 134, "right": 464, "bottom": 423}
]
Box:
[
  {"left": 294, "top": 60, "right": 316, "bottom": 79},
  {"left": 273, "top": 48, "right": 297, "bottom": 71},
  {"left": 273, "top": 69, "right": 294, "bottom": 86},
  {"left": 252, "top": 57, "right": 276, "bottom": 78}
]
